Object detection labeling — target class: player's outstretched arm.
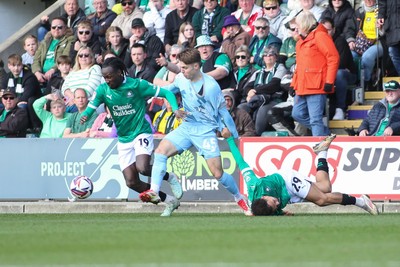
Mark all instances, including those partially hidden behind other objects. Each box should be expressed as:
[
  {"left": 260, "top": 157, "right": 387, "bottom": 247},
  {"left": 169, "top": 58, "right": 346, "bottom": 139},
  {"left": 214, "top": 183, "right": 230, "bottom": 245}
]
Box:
[{"left": 222, "top": 128, "right": 256, "bottom": 175}]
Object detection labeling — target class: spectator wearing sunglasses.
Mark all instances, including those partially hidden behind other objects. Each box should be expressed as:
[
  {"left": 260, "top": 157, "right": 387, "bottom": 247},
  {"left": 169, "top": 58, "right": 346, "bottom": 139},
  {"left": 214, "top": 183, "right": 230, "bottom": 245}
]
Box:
[
  {"left": 262, "top": 0, "right": 287, "bottom": 41},
  {"left": 38, "top": 0, "right": 86, "bottom": 41},
  {"left": 32, "top": 17, "right": 75, "bottom": 86},
  {"left": 0, "top": 88, "right": 29, "bottom": 138},
  {"left": 248, "top": 17, "right": 282, "bottom": 69},
  {"left": 111, "top": 0, "right": 144, "bottom": 39},
  {"left": 70, "top": 20, "right": 102, "bottom": 66},
  {"left": 62, "top": 47, "right": 102, "bottom": 112}
]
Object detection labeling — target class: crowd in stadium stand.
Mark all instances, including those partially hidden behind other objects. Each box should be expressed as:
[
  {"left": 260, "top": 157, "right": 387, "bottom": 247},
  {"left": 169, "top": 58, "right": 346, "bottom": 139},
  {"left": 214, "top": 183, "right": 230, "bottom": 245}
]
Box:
[{"left": 1, "top": 0, "right": 400, "bottom": 138}]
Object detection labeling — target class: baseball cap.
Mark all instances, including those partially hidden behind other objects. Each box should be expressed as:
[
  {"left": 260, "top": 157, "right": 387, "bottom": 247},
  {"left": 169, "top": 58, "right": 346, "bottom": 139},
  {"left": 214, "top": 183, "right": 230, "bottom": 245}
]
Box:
[
  {"left": 131, "top": 18, "right": 145, "bottom": 28},
  {"left": 1, "top": 88, "right": 17, "bottom": 98},
  {"left": 383, "top": 80, "right": 400, "bottom": 91}
]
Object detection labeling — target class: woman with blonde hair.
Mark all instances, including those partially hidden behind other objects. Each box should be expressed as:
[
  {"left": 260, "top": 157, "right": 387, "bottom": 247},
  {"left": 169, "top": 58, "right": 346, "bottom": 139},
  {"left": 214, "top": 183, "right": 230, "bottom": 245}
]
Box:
[{"left": 62, "top": 46, "right": 102, "bottom": 112}]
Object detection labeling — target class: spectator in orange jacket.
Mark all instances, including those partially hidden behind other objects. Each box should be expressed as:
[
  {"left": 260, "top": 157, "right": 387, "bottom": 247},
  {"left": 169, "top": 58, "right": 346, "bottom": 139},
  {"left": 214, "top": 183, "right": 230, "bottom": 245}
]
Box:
[{"left": 291, "top": 10, "right": 339, "bottom": 136}]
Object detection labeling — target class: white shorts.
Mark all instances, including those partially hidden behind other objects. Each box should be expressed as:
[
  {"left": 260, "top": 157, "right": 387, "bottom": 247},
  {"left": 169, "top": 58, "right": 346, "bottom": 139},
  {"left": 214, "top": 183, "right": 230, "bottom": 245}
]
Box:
[
  {"left": 117, "top": 133, "right": 154, "bottom": 171},
  {"left": 278, "top": 170, "right": 312, "bottom": 204}
]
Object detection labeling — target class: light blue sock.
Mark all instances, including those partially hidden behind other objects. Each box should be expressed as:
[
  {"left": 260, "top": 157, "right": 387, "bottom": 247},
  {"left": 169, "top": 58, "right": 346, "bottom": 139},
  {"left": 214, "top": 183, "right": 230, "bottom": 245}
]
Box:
[
  {"left": 219, "top": 172, "right": 241, "bottom": 201},
  {"left": 151, "top": 153, "right": 168, "bottom": 193}
]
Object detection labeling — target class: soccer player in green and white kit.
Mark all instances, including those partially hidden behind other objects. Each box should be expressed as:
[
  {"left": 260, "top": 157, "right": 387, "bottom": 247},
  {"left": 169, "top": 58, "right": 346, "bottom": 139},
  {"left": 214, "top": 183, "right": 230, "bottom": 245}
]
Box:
[
  {"left": 80, "top": 58, "right": 183, "bottom": 216},
  {"left": 221, "top": 128, "right": 379, "bottom": 216}
]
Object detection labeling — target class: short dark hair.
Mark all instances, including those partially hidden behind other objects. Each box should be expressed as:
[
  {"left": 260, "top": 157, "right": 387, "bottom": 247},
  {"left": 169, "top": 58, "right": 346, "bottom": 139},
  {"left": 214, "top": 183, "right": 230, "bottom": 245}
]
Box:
[
  {"left": 251, "top": 198, "right": 275, "bottom": 216},
  {"left": 52, "top": 17, "right": 67, "bottom": 26},
  {"left": 130, "top": 42, "right": 146, "bottom": 52},
  {"left": 177, "top": 48, "right": 201, "bottom": 65},
  {"left": 320, "top": 17, "right": 334, "bottom": 28}
]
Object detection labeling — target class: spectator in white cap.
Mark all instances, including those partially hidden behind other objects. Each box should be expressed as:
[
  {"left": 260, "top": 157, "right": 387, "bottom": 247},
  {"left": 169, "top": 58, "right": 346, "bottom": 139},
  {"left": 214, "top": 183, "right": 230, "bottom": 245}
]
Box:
[{"left": 196, "top": 35, "right": 234, "bottom": 90}]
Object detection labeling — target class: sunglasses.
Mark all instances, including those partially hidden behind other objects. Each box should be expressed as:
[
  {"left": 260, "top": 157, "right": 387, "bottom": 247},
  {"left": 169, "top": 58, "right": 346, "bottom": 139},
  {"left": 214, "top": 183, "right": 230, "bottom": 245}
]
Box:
[
  {"left": 235, "top": 55, "right": 247, "bottom": 60},
  {"left": 204, "top": 0, "right": 216, "bottom": 2},
  {"left": 3, "top": 96, "right": 15, "bottom": 100},
  {"left": 121, "top": 1, "right": 133, "bottom": 6},
  {"left": 51, "top": 25, "right": 64, "bottom": 30},
  {"left": 78, "top": 30, "right": 91, "bottom": 35},
  {"left": 255, "top": 26, "right": 268, "bottom": 30},
  {"left": 263, "top": 53, "right": 275, "bottom": 57},
  {"left": 264, "top": 5, "right": 278, "bottom": 10},
  {"left": 78, "top": 54, "right": 90, "bottom": 58}
]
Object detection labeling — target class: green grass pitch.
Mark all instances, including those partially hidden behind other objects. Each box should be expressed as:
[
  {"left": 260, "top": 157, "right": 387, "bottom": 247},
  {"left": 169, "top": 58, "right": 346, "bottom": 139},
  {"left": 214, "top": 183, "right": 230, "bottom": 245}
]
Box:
[{"left": 0, "top": 213, "right": 398, "bottom": 267}]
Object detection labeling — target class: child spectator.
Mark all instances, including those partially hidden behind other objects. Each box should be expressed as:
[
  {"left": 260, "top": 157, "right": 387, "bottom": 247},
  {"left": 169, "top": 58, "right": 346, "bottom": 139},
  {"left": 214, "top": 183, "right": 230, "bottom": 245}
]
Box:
[
  {"left": 21, "top": 35, "right": 39, "bottom": 68},
  {"left": 44, "top": 55, "right": 72, "bottom": 97},
  {"left": 44, "top": 55, "right": 72, "bottom": 111},
  {"left": 2, "top": 54, "right": 43, "bottom": 133},
  {"left": 33, "top": 94, "right": 72, "bottom": 138}
]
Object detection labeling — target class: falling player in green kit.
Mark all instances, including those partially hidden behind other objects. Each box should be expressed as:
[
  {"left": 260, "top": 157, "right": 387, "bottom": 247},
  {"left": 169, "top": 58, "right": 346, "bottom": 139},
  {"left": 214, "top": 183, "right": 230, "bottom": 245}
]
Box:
[
  {"left": 80, "top": 58, "right": 183, "bottom": 215},
  {"left": 221, "top": 128, "right": 379, "bottom": 216}
]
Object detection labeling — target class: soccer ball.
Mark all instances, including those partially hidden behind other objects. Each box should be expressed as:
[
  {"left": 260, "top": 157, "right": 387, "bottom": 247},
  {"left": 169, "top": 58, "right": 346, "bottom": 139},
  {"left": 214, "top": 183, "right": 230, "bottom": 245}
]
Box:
[{"left": 70, "top": 176, "right": 93, "bottom": 199}]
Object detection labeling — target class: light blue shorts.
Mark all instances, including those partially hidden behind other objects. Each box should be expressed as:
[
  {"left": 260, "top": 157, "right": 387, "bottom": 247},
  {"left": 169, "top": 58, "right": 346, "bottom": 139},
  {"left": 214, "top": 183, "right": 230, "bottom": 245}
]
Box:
[{"left": 165, "top": 122, "right": 220, "bottom": 159}]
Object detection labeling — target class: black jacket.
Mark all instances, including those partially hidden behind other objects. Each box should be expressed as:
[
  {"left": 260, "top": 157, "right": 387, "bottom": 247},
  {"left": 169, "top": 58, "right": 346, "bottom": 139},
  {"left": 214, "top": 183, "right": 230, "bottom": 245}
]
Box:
[
  {"left": 233, "top": 65, "right": 257, "bottom": 104},
  {"left": 358, "top": 98, "right": 400, "bottom": 135},
  {"left": 0, "top": 106, "right": 29, "bottom": 137},
  {"left": 124, "top": 28, "right": 165, "bottom": 71},
  {"left": 333, "top": 33, "right": 357, "bottom": 74},
  {"left": 378, "top": 0, "right": 400, "bottom": 46},
  {"left": 1, "top": 67, "right": 42, "bottom": 103},
  {"left": 321, "top": 0, "right": 357, "bottom": 43},
  {"left": 127, "top": 59, "right": 157, "bottom": 83}
]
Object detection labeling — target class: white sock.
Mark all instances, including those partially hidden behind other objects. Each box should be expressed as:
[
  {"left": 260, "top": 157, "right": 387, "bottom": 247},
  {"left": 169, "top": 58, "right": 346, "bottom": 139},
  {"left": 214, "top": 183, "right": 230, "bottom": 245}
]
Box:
[
  {"left": 318, "top": 151, "right": 327, "bottom": 159},
  {"left": 355, "top": 197, "right": 365, "bottom": 208}
]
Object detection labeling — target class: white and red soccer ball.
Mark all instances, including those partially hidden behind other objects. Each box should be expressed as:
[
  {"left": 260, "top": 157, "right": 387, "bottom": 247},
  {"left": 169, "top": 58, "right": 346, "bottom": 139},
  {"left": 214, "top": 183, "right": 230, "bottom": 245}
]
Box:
[{"left": 70, "top": 176, "right": 93, "bottom": 199}]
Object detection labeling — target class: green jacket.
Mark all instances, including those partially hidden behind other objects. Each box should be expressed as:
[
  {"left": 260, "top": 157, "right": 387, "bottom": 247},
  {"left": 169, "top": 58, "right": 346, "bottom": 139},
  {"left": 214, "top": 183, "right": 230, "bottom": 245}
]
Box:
[
  {"left": 192, "top": 5, "right": 231, "bottom": 42},
  {"left": 32, "top": 29, "right": 75, "bottom": 74}
]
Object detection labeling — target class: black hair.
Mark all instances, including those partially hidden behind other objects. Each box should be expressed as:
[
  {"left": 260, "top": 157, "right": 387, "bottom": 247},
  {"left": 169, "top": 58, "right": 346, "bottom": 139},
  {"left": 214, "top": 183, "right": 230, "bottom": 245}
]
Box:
[
  {"left": 52, "top": 16, "right": 67, "bottom": 26},
  {"left": 102, "top": 57, "right": 128, "bottom": 76},
  {"left": 130, "top": 42, "right": 146, "bottom": 51},
  {"left": 251, "top": 198, "right": 275, "bottom": 216},
  {"left": 320, "top": 17, "right": 335, "bottom": 28}
]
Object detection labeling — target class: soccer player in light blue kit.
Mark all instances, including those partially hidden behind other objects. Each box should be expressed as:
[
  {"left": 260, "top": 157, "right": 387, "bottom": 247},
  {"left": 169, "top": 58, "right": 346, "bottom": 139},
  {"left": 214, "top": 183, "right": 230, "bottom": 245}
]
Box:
[{"left": 140, "top": 48, "right": 252, "bottom": 216}]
